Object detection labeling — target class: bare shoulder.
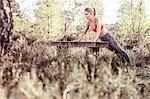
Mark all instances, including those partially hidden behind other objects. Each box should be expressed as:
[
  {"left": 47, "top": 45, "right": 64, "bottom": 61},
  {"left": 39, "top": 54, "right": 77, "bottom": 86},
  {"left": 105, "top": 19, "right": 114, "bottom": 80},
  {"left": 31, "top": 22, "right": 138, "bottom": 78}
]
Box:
[{"left": 86, "top": 21, "right": 90, "bottom": 26}]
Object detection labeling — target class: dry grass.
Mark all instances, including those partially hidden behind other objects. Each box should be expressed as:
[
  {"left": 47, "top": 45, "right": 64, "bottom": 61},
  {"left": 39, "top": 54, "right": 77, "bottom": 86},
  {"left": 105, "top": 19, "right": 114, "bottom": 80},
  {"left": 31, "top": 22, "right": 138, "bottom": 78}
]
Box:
[{"left": 0, "top": 34, "right": 149, "bottom": 99}]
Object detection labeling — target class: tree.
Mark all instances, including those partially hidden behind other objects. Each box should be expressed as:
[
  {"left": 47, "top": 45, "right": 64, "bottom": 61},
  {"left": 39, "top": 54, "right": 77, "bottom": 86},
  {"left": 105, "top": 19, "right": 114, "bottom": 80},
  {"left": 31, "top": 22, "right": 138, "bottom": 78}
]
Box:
[
  {"left": 0, "top": 0, "right": 13, "bottom": 56},
  {"left": 115, "top": 0, "right": 150, "bottom": 40},
  {"left": 13, "top": 0, "right": 38, "bottom": 36},
  {"left": 35, "top": 0, "right": 62, "bottom": 38}
]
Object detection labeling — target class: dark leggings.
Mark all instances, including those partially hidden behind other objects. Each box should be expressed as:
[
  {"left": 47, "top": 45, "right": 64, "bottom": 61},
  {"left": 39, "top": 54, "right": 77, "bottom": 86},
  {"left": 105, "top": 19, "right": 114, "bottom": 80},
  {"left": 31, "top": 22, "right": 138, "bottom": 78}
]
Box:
[{"left": 100, "top": 33, "right": 130, "bottom": 63}]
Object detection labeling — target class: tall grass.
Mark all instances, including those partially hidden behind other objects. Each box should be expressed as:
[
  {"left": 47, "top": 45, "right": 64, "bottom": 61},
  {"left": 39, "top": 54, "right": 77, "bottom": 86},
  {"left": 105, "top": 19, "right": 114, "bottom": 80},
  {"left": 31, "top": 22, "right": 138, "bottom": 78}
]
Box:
[{"left": 0, "top": 34, "right": 149, "bottom": 99}]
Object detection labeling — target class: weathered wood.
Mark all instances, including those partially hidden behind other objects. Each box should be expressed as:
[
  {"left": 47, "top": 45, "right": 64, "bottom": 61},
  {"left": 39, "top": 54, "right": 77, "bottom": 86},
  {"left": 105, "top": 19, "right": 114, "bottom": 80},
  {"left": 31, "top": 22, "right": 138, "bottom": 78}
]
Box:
[{"left": 49, "top": 41, "right": 108, "bottom": 48}]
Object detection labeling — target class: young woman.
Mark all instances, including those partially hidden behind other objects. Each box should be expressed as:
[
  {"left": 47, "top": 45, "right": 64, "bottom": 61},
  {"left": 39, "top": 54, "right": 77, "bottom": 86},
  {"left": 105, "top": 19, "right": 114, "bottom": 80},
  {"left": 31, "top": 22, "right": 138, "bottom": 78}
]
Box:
[{"left": 79, "top": 7, "right": 131, "bottom": 64}]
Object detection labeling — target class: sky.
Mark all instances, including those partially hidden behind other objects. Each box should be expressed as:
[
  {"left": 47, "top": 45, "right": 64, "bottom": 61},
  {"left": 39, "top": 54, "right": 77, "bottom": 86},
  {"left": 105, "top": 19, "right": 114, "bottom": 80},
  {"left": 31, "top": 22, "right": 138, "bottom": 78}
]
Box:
[
  {"left": 102, "top": 0, "right": 123, "bottom": 24},
  {"left": 16, "top": 0, "right": 150, "bottom": 24},
  {"left": 16, "top": 0, "right": 37, "bottom": 21}
]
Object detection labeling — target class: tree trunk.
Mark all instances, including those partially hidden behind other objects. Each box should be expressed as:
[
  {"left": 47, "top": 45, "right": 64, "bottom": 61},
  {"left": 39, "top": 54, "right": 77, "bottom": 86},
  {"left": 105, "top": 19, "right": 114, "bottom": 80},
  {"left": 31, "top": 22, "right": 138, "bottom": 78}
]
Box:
[{"left": 0, "top": 0, "right": 13, "bottom": 57}]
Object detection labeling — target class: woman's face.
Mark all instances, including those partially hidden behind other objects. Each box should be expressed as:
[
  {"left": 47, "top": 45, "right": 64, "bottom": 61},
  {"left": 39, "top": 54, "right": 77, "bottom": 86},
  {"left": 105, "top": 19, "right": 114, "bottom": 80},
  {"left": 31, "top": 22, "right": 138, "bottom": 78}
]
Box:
[{"left": 84, "top": 11, "right": 93, "bottom": 21}]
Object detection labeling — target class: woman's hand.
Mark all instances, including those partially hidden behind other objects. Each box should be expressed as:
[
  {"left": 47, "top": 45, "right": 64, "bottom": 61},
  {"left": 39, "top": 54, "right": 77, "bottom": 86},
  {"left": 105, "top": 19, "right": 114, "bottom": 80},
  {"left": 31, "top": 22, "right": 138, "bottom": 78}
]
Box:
[{"left": 94, "top": 38, "right": 98, "bottom": 42}]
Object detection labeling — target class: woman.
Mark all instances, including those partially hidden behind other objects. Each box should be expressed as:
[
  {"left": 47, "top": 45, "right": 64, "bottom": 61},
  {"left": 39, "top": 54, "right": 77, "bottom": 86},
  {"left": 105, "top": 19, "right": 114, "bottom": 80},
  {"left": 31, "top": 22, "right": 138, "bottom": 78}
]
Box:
[{"left": 79, "top": 7, "right": 131, "bottom": 64}]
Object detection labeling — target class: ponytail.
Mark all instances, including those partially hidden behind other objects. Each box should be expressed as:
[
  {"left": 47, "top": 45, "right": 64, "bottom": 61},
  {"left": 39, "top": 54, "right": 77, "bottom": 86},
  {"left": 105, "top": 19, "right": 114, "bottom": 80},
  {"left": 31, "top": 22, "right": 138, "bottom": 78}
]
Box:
[{"left": 93, "top": 8, "right": 96, "bottom": 15}]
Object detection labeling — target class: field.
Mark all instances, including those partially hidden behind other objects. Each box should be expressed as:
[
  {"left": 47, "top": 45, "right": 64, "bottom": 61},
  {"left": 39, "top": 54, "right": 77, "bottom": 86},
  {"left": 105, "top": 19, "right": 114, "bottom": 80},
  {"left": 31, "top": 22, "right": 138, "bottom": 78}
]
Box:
[{"left": 0, "top": 34, "right": 149, "bottom": 99}]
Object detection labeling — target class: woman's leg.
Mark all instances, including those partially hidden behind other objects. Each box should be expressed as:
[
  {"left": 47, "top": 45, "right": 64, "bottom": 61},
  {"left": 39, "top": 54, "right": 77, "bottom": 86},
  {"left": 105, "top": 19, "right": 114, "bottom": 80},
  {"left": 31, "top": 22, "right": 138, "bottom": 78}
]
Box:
[{"left": 101, "top": 33, "right": 130, "bottom": 63}]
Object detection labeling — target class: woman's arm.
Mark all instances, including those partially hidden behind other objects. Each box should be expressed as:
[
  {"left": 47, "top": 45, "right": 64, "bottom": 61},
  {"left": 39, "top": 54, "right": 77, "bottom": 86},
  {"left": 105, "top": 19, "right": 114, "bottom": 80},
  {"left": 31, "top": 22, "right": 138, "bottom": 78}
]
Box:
[
  {"left": 94, "top": 18, "right": 101, "bottom": 42},
  {"left": 79, "top": 21, "right": 90, "bottom": 41}
]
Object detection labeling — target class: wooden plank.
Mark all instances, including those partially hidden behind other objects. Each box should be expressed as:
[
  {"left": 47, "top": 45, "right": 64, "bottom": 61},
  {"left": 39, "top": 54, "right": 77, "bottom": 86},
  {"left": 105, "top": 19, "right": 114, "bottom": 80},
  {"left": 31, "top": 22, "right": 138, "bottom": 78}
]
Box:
[{"left": 49, "top": 41, "right": 108, "bottom": 48}]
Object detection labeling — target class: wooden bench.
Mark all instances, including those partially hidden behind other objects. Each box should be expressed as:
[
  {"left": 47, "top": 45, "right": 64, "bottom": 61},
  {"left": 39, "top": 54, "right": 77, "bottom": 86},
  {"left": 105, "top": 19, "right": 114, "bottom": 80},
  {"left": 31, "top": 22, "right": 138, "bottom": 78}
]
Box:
[
  {"left": 49, "top": 41, "right": 108, "bottom": 48},
  {"left": 49, "top": 41, "right": 108, "bottom": 55}
]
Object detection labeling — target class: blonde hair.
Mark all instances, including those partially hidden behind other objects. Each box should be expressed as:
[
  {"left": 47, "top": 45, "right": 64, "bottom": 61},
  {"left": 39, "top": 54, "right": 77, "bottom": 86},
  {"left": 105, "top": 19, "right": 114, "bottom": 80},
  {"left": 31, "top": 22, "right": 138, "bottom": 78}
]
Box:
[{"left": 85, "top": 7, "right": 96, "bottom": 15}]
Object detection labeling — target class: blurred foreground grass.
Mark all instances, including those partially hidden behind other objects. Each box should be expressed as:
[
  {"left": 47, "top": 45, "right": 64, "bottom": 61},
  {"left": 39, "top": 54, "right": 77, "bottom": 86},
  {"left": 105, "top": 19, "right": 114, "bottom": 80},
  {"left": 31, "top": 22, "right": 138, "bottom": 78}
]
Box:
[{"left": 0, "top": 34, "right": 149, "bottom": 99}]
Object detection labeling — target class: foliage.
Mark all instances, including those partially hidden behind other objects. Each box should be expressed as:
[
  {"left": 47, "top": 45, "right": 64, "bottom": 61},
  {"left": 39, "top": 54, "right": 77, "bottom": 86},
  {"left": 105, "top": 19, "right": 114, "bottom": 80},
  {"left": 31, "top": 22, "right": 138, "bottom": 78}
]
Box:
[
  {"left": 115, "top": 0, "right": 150, "bottom": 40},
  {"left": 12, "top": 0, "right": 20, "bottom": 13},
  {"left": 13, "top": 1, "right": 36, "bottom": 36},
  {"left": 13, "top": 16, "right": 33, "bottom": 32},
  {"left": 34, "top": 0, "right": 62, "bottom": 37}
]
